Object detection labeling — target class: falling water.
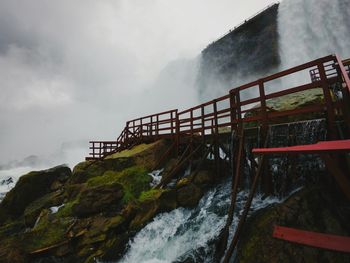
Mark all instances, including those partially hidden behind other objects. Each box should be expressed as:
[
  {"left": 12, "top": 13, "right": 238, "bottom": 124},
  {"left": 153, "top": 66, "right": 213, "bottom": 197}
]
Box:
[
  {"left": 111, "top": 1, "right": 350, "bottom": 261},
  {"left": 115, "top": 118, "right": 328, "bottom": 262},
  {"left": 278, "top": 0, "right": 350, "bottom": 69},
  {"left": 267, "top": 119, "right": 327, "bottom": 197},
  {"left": 119, "top": 177, "right": 280, "bottom": 263}
]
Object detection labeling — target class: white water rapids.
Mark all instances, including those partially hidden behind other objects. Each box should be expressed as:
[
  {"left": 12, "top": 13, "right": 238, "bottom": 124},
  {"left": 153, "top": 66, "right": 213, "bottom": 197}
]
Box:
[{"left": 118, "top": 177, "right": 280, "bottom": 263}]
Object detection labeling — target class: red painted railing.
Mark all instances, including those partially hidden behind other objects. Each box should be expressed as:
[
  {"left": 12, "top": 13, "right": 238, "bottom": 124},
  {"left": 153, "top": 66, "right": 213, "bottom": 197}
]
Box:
[
  {"left": 87, "top": 110, "right": 177, "bottom": 160},
  {"left": 86, "top": 55, "right": 350, "bottom": 160},
  {"left": 273, "top": 226, "right": 350, "bottom": 253}
]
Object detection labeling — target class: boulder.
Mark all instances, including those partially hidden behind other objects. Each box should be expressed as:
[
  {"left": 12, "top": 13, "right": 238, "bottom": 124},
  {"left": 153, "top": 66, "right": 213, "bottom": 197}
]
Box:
[
  {"left": 176, "top": 183, "right": 203, "bottom": 208},
  {"left": 237, "top": 184, "right": 350, "bottom": 263},
  {"left": 70, "top": 157, "right": 135, "bottom": 184},
  {"left": 73, "top": 183, "right": 124, "bottom": 217},
  {"left": 0, "top": 165, "right": 71, "bottom": 222},
  {"left": 24, "top": 191, "right": 65, "bottom": 227},
  {"left": 193, "top": 170, "right": 215, "bottom": 185}
]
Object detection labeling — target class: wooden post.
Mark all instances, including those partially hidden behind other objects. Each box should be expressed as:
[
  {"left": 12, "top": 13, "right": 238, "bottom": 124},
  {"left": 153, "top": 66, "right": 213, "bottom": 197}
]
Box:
[
  {"left": 156, "top": 114, "right": 159, "bottom": 139},
  {"left": 201, "top": 105, "right": 205, "bottom": 143},
  {"left": 229, "top": 90, "right": 236, "bottom": 133},
  {"left": 170, "top": 111, "right": 174, "bottom": 136},
  {"left": 258, "top": 80, "right": 272, "bottom": 195},
  {"left": 213, "top": 100, "right": 220, "bottom": 178},
  {"left": 318, "top": 62, "right": 337, "bottom": 139},
  {"left": 175, "top": 111, "right": 180, "bottom": 157}
]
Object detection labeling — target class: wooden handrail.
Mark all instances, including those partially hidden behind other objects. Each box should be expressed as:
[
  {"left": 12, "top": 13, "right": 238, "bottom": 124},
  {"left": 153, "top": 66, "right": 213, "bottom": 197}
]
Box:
[{"left": 87, "top": 54, "right": 350, "bottom": 160}]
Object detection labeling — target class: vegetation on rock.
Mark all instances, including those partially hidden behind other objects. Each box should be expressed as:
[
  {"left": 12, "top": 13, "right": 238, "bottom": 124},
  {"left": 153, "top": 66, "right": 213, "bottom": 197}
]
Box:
[{"left": 0, "top": 139, "right": 220, "bottom": 263}]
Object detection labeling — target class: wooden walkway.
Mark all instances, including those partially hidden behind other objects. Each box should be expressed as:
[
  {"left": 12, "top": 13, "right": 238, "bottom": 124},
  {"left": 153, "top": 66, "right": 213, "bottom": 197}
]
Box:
[{"left": 87, "top": 54, "right": 350, "bottom": 160}]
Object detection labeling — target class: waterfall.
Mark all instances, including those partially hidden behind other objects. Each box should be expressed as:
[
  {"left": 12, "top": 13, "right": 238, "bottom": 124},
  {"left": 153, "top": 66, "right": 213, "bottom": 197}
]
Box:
[
  {"left": 115, "top": 119, "right": 328, "bottom": 262},
  {"left": 118, "top": 177, "right": 279, "bottom": 263},
  {"left": 278, "top": 0, "right": 350, "bottom": 69},
  {"left": 113, "top": 1, "right": 350, "bottom": 261},
  {"left": 267, "top": 119, "right": 327, "bottom": 197}
]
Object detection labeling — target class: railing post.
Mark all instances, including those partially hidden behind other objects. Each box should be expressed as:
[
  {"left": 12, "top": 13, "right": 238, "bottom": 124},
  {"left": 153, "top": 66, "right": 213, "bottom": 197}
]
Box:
[
  {"left": 176, "top": 110, "right": 180, "bottom": 157},
  {"left": 213, "top": 99, "right": 220, "bottom": 178},
  {"left": 318, "top": 62, "right": 337, "bottom": 139},
  {"left": 201, "top": 105, "right": 205, "bottom": 143},
  {"left": 229, "top": 90, "right": 236, "bottom": 133},
  {"left": 334, "top": 55, "right": 350, "bottom": 135},
  {"left": 125, "top": 122, "right": 130, "bottom": 147},
  {"left": 156, "top": 114, "right": 159, "bottom": 139},
  {"left": 99, "top": 142, "right": 102, "bottom": 159},
  {"left": 170, "top": 111, "right": 172, "bottom": 135},
  {"left": 140, "top": 118, "right": 143, "bottom": 141},
  {"left": 258, "top": 79, "right": 268, "bottom": 129}
]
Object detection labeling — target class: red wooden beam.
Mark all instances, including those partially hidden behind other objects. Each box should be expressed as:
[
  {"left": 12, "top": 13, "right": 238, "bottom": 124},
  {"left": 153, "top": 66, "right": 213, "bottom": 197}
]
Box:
[
  {"left": 252, "top": 140, "right": 350, "bottom": 155},
  {"left": 273, "top": 225, "right": 350, "bottom": 253}
]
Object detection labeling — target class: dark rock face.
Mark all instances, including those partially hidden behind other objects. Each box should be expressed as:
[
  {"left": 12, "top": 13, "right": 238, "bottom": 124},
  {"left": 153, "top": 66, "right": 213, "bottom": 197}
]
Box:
[
  {"left": 73, "top": 183, "right": 124, "bottom": 217},
  {"left": 197, "top": 4, "right": 280, "bottom": 100},
  {"left": 0, "top": 165, "right": 71, "bottom": 222},
  {"left": 177, "top": 183, "right": 203, "bottom": 208},
  {"left": 237, "top": 183, "right": 350, "bottom": 263}
]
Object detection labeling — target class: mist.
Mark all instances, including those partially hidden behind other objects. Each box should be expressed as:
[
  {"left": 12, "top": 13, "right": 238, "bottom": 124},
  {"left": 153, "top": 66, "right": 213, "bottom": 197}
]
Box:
[{"left": 0, "top": 0, "right": 277, "bottom": 168}]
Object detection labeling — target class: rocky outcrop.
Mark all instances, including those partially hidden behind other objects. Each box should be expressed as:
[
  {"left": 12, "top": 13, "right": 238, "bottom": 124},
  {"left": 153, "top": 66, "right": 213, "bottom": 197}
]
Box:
[
  {"left": 0, "top": 139, "right": 221, "bottom": 263},
  {"left": 72, "top": 182, "right": 124, "bottom": 217},
  {"left": 0, "top": 165, "right": 71, "bottom": 223},
  {"left": 197, "top": 3, "right": 280, "bottom": 100},
  {"left": 237, "top": 182, "right": 350, "bottom": 263}
]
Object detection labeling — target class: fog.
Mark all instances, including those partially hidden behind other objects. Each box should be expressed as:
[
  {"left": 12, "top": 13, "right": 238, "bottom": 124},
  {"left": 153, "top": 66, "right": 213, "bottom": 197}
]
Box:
[{"left": 0, "top": 0, "right": 276, "bottom": 167}]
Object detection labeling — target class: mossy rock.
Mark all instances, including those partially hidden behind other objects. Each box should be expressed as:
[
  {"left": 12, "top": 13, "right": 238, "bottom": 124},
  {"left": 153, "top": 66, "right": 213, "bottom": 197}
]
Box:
[
  {"left": 193, "top": 170, "right": 215, "bottom": 185},
  {"left": 128, "top": 201, "right": 160, "bottom": 231},
  {"left": 0, "top": 165, "right": 71, "bottom": 223},
  {"left": 24, "top": 190, "right": 65, "bottom": 227},
  {"left": 237, "top": 184, "right": 350, "bottom": 263},
  {"left": 138, "top": 189, "right": 177, "bottom": 211},
  {"left": 98, "top": 233, "right": 129, "bottom": 262},
  {"left": 70, "top": 157, "right": 135, "bottom": 184},
  {"left": 0, "top": 237, "right": 28, "bottom": 263},
  {"left": 23, "top": 217, "right": 74, "bottom": 252},
  {"left": 128, "top": 189, "right": 177, "bottom": 231},
  {"left": 72, "top": 182, "right": 124, "bottom": 217},
  {"left": 176, "top": 183, "right": 202, "bottom": 208},
  {"left": 106, "top": 140, "right": 170, "bottom": 170},
  {"left": 244, "top": 89, "right": 326, "bottom": 127},
  {"left": 86, "top": 166, "right": 152, "bottom": 204},
  {"left": 176, "top": 177, "right": 191, "bottom": 188}
]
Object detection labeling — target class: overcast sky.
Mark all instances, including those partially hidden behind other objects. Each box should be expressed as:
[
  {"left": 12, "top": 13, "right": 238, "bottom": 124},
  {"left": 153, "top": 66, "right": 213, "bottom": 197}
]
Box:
[{"left": 0, "top": 0, "right": 277, "bottom": 165}]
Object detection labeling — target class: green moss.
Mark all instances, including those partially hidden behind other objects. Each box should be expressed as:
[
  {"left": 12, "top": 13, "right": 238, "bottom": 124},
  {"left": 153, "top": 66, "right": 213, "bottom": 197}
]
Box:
[
  {"left": 55, "top": 200, "right": 78, "bottom": 218},
  {"left": 86, "top": 166, "right": 152, "bottom": 204},
  {"left": 105, "top": 142, "right": 158, "bottom": 159},
  {"left": 70, "top": 158, "right": 135, "bottom": 184},
  {"left": 24, "top": 218, "right": 72, "bottom": 251},
  {"left": 23, "top": 191, "right": 64, "bottom": 226},
  {"left": 244, "top": 88, "right": 326, "bottom": 128},
  {"left": 138, "top": 189, "right": 164, "bottom": 202}
]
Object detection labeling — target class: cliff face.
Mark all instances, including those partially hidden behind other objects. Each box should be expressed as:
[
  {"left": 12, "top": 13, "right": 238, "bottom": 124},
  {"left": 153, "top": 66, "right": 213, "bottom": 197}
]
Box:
[{"left": 197, "top": 4, "right": 280, "bottom": 100}]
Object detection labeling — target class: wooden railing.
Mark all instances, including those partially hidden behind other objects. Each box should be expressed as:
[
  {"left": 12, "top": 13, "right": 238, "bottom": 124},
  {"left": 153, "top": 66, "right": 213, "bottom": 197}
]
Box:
[
  {"left": 86, "top": 55, "right": 350, "bottom": 160},
  {"left": 310, "top": 58, "right": 350, "bottom": 82},
  {"left": 87, "top": 110, "right": 177, "bottom": 160}
]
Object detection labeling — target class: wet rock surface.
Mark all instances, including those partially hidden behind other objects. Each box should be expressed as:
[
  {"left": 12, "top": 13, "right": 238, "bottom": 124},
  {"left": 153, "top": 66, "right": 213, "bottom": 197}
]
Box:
[
  {"left": 0, "top": 139, "right": 221, "bottom": 263},
  {"left": 0, "top": 136, "right": 348, "bottom": 263},
  {"left": 237, "top": 182, "right": 350, "bottom": 263},
  {"left": 0, "top": 165, "right": 71, "bottom": 223}
]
